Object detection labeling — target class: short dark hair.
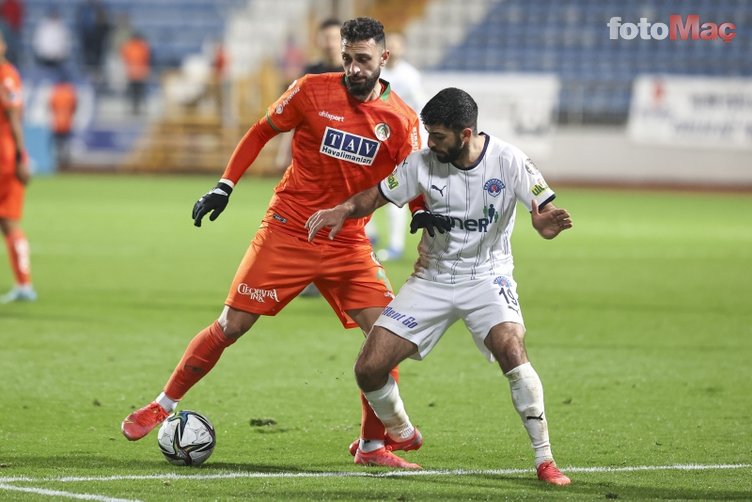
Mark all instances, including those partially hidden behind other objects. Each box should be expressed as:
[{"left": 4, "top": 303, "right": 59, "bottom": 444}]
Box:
[
  {"left": 340, "top": 17, "right": 385, "bottom": 47},
  {"left": 421, "top": 88, "right": 478, "bottom": 133},
  {"left": 319, "top": 18, "right": 341, "bottom": 31}
]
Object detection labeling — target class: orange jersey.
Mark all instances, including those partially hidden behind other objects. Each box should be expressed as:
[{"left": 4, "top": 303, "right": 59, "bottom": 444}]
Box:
[
  {"left": 0, "top": 61, "right": 22, "bottom": 175},
  {"left": 121, "top": 39, "right": 150, "bottom": 81},
  {"left": 223, "top": 73, "right": 421, "bottom": 244},
  {"left": 49, "top": 83, "right": 77, "bottom": 134}
]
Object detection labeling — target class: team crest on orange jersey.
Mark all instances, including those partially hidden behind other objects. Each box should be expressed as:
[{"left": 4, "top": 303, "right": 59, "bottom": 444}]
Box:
[{"left": 374, "top": 123, "right": 390, "bottom": 141}]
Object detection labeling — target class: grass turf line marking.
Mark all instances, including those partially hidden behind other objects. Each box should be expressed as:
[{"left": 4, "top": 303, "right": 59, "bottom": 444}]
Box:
[
  {"left": 0, "top": 483, "right": 140, "bottom": 502},
  {"left": 0, "top": 463, "right": 749, "bottom": 484}
]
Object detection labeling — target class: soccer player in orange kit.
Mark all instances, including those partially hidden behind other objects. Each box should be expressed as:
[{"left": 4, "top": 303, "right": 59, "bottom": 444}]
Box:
[
  {"left": 0, "top": 31, "right": 35, "bottom": 304},
  {"left": 121, "top": 18, "right": 449, "bottom": 468}
]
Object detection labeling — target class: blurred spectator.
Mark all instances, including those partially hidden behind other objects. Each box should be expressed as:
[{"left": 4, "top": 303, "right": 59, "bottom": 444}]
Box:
[
  {"left": 76, "top": 0, "right": 110, "bottom": 87},
  {"left": 0, "top": 29, "right": 36, "bottom": 303},
  {"left": 275, "top": 18, "right": 342, "bottom": 171},
  {"left": 303, "top": 17, "right": 342, "bottom": 75},
  {"left": 0, "top": 0, "right": 23, "bottom": 64},
  {"left": 381, "top": 32, "right": 425, "bottom": 121},
  {"left": 291, "top": 17, "right": 342, "bottom": 298},
  {"left": 32, "top": 8, "right": 71, "bottom": 73},
  {"left": 366, "top": 32, "right": 426, "bottom": 262},
  {"left": 120, "top": 32, "right": 150, "bottom": 115},
  {"left": 49, "top": 74, "right": 78, "bottom": 170},
  {"left": 279, "top": 34, "right": 305, "bottom": 85},
  {"left": 104, "top": 12, "right": 131, "bottom": 94}
]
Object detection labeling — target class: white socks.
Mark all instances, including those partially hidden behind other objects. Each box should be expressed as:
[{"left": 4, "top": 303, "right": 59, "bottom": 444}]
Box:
[
  {"left": 505, "top": 362, "right": 553, "bottom": 466},
  {"left": 155, "top": 392, "right": 178, "bottom": 413},
  {"left": 364, "top": 375, "right": 415, "bottom": 443}
]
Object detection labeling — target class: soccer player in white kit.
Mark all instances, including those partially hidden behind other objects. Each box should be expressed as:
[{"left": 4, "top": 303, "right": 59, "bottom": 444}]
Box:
[{"left": 305, "top": 87, "right": 573, "bottom": 484}]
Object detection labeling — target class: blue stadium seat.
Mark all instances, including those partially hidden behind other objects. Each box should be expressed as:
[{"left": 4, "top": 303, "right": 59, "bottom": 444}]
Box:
[{"left": 433, "top": 0, "right": 752, "bottom": 123}]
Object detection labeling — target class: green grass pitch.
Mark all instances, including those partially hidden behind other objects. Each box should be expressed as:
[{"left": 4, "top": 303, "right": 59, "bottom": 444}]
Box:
[{"left": 0, "top": 174, "right": 750, "bottom": 500}]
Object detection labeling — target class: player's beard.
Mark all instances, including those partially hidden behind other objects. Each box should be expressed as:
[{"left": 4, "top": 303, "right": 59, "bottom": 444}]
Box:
[
  {"left": 432, "top": 135, "right": 465, "bottom": 164},
  {"left": 345, "top": 70, "right": 381, "bottom": 100}
]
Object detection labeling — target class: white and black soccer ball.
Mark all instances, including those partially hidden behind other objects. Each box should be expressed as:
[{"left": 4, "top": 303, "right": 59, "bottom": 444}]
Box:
[{"left": 157, "top": 410, "right": 216, "bottom": 466}]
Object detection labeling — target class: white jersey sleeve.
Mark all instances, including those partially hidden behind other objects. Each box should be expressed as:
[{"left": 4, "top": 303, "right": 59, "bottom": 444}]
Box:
[
  {"left": 377, "top": 152, "right": 423, "bottom": 208},
  {"left": 510, "top": 153, "right": 556, "bottom": 211}
]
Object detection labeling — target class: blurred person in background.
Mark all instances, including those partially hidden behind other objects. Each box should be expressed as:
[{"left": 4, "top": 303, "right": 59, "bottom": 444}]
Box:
[
  {"left": 0, "top": 31, "right": 35, "bottom": 303},
  {"left": 279, "top": 33, "right": 305, "bottom": 86},
  {"left": 76, "top": 0, "right": 110, "bottom": 89},
  {"left": 103, "top": 12, "right": 131, "bottom": 94},
  {"left": 49, "top": 73, "right": 77, "bottom": 170},
  {"left": 122, "top": 17, "right": 433, "bottom": 469},
  {"left": 32, "top": 8, "right": 71, "bottom": 74},
  {"left": 280, "top": 17, "right": 342, "bottom": 298},
  {"left": 303, "top": 17, "right": 342, "bottom": 75},
  {"left": 366, "top": 31, "right": 426, "bottom": 262},
  {"left": 276, "top": 17, "right": 343, "bottom": 177},
  {"left": 120, "top": 32, "right": 150, "bottom": 115},
  {"left": 0, "top": 0, "right": 23, "bottom": 64},
  {"left": 306, "top": 87, "right": 572, "bottom": 485}
]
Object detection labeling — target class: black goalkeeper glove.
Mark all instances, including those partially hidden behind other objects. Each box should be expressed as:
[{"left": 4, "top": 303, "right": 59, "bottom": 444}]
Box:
[
  {"left": 409, "top": 210, "right": 452, "bottom": 237},
  {"left": 192, "top": 181, "right": 233, "bottom": 227}
]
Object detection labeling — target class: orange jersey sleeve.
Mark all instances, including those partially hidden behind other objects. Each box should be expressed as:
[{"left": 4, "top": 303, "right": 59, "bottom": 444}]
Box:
[
  {"left": 0, "top": 62, "right": 22, "bottom": 175},
  {"left": 262, "top": 73, "right": 421, "bottom": 244}
]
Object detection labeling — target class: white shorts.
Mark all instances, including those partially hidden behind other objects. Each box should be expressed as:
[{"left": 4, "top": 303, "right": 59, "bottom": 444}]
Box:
[{"left": 373, "top": 275, "right": 525, "bottom": 361}]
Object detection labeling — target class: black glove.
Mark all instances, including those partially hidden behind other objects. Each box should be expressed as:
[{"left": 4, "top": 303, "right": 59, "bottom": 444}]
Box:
[
  {"left": 192, "top": 182, "right": 233, "bottom": 227},
  {"left": 410, "top": 210, "right": 451, "bottom": 237}
]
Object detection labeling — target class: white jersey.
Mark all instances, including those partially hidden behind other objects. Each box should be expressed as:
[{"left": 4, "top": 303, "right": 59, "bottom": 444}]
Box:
[
  {"left": 378, "top": 134, "right": 556, "bottom": 284},
  {"left": 381, "top": 60, "right": 427, "bottom": 145},
  {"left": 381, "top": 60, "right": 425, "bottom": 114}
]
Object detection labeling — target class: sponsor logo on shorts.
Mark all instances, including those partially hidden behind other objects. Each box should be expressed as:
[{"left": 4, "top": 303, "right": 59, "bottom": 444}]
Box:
[
  {"left": 382, "top": 306, "right": 418, "bottom": 328},
  {"left": 320, "top": 127, "right": 380, "bottom": 166},
  {"left": 272, "top": 213, "right": 287, "bottom": 224},
  {"left": 237, "top": 283, "right": 279, "bottom": 303},
  {"left": 483, "top": 178, "right": 505, "bottom": 197}
]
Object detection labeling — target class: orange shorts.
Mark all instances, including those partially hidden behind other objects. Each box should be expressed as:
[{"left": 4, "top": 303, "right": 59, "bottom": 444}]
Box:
[
  {"left": 225, "top": 225, "right": 394, "bottom": 328},
  {"left": 0, "top": 174, "right": 24, "bottom": 220}
]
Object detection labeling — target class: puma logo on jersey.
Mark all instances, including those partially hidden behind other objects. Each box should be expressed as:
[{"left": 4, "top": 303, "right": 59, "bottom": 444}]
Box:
[
  {"left": 430, "top": 184, "right": 446, "bottom": 196},
  {"left": 320, "top": 126, "right": 380, "bottom": 166}
]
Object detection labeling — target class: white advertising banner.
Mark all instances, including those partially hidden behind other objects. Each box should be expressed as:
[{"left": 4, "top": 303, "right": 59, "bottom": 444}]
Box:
[
  {"left": 420, "top": 72, "right": 560, "bottom": 159},
  {"left": 629, "top": 75, "right": 752, "bottom": 150}
]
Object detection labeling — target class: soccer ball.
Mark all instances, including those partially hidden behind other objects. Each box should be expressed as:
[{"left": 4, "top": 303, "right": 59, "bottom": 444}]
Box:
[{"left": 157, "top": 410, "right": 216, "bottom": 466}]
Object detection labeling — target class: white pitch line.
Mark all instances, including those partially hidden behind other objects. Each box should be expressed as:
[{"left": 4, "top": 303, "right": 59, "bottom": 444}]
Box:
[
  {"left": 0, "top": 483, "right": 140, "bottom": 502},
  {"left": 0, "top": 463, "right": 749, "bottom": 484}
]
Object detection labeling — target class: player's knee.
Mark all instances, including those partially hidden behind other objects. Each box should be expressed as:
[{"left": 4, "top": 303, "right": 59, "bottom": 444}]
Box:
[
  {"left": 485, "top": 323, "right": 527, "bottom": 366},
  {"left": 353, "top": 356, "right": 388, "bottom": 392},
  {"left": 217, "top": 308, "right": 258, "bottom": 340}
]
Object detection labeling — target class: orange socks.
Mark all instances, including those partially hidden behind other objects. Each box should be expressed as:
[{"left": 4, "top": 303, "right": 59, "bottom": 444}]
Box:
[
  {"left": 164, "top": 321, "right": 237, "bottom": 400},
  {"left": 4, "top": 229, "right": 31, "bottom": 285},
  {"left": 360, "top": 366, "right": 399, "bottom": 441}
]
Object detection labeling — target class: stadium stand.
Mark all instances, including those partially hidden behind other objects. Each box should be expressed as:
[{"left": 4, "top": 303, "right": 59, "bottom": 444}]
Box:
[
  {"left": 21, "top": 0, "right": 247, "bottom": 72},
  {"left": 413, "top": 0, "right": 752, "bottom": 124}
]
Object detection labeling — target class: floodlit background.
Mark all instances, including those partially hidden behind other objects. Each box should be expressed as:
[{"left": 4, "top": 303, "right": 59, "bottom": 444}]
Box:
[
  {"left": 9, "top": 0, "right": 751, "bottom": 185},
  {"left": 0, "top": 2, "right": 750, "bottom": 499}
]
